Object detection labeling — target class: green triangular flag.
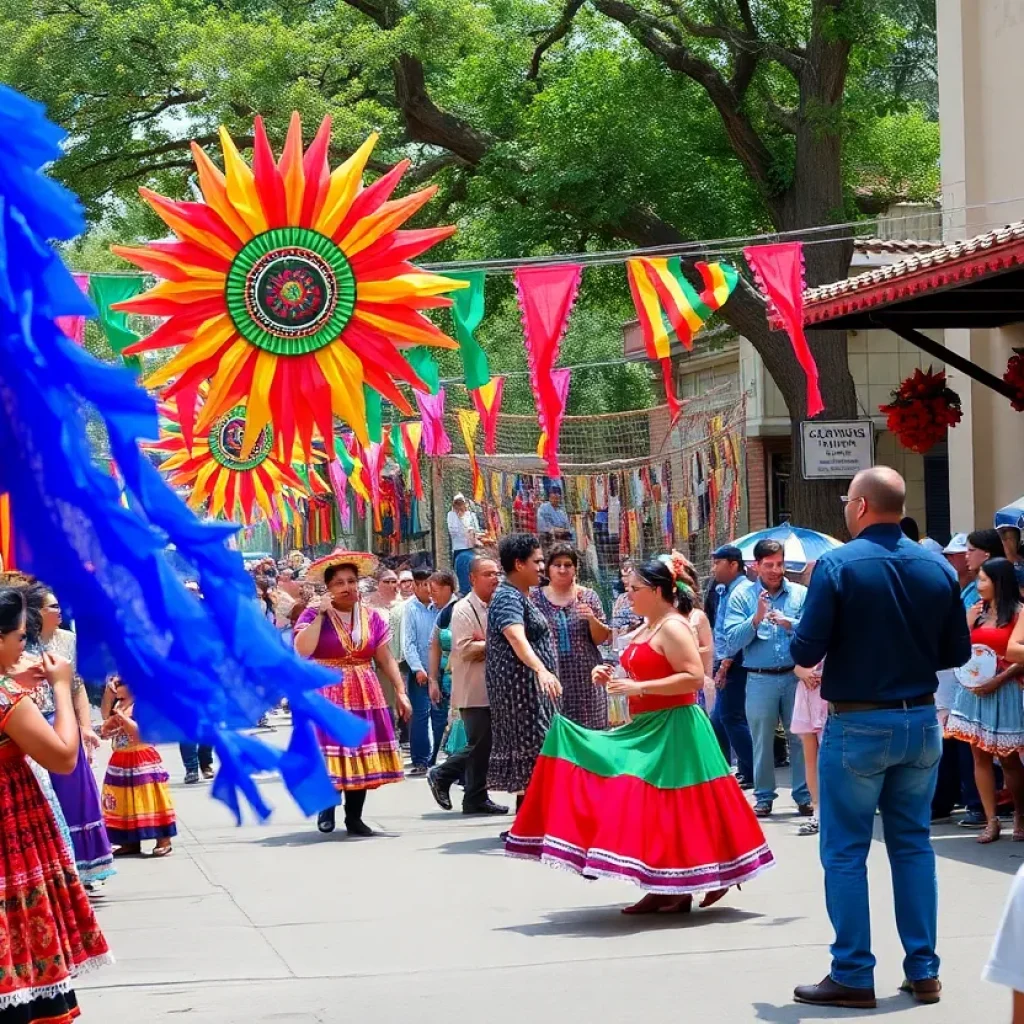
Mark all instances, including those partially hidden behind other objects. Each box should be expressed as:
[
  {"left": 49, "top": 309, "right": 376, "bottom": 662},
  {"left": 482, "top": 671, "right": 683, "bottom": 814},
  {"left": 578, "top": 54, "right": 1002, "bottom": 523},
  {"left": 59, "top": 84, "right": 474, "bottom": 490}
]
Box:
[
  {"left": 405, "top": 347, "right": 440, "bottom": 395},
  {"left": 442, "top": 271, "right": 490, "bottom": 390},
  {"left": 88, "top": 275, "right": 145, "bottom": 372},
  {"left": 363, "top": 385, "right": 383, "bottom": 444},
  {"left": 390, "top": 422, "right": 410, "bottom": 475}
]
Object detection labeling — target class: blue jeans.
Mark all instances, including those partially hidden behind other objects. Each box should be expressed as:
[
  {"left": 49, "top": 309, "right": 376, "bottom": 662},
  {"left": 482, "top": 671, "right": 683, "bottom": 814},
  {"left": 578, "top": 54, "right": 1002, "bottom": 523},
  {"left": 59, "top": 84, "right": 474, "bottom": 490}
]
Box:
[
  {"left": 745, "top": 671, "right": 809, "bottom": 806},
  {"left": 819, "top": 705, "right": 942, "bottom": 989},
  {"left": 408, "top": 670, "right": 448, "bottom": 768},
  {"left": 711, "top": 661, "right": 753, "bottom": 782},
  {"left": 453, "top": 549, "right": 474, "bottom": 596},
  {"left": 179, "top": 743, "right": 213, "bottom": 773}
]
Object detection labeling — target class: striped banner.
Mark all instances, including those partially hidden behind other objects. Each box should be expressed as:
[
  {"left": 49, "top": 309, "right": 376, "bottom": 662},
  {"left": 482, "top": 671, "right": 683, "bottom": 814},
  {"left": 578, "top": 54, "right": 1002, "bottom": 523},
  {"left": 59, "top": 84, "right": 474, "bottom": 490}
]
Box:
[{"left": 626, "top": 259, "right": 739, "bottom": 421}]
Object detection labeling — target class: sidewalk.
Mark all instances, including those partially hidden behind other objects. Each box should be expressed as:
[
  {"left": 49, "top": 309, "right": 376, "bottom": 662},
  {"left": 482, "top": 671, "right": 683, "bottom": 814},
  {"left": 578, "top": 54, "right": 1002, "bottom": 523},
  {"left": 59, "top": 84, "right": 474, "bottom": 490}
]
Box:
[{"left": 79, "top": 733, "right": 1020, "bottom": 1023}]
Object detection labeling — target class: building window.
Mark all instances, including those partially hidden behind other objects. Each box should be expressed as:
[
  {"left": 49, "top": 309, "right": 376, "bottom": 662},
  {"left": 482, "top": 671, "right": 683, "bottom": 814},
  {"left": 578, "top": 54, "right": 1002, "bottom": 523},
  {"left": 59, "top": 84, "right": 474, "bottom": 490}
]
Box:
[{"left": 770, "top": 453, "right": 792, "bottom": 525}]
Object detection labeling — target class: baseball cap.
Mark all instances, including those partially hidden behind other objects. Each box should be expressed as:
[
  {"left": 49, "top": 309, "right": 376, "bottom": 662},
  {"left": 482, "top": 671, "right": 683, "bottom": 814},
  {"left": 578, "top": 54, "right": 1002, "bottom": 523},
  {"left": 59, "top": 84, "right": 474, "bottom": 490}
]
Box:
[
  {"left": 452, "top": 493, "right": 466, "bottom": 503},
  {"left": 919, "top": 538, "right": 944, "bottom": 554},
  {"left": 943, "top": 532, "right": 968, "bottom": 554},
  {"left": 399, "top": 569, "right": 414, "bottom": 582},
  {"left": 712, "top": 544, "right": 744, "bottom": 563}
]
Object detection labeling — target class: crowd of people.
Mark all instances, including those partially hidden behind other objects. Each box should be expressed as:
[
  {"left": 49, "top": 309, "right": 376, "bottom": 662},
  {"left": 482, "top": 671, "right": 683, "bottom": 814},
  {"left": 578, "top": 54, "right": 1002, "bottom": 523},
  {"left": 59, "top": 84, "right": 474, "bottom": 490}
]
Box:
[{"left": 4, "top": 467, "right": 1024, "bottom": 1020}]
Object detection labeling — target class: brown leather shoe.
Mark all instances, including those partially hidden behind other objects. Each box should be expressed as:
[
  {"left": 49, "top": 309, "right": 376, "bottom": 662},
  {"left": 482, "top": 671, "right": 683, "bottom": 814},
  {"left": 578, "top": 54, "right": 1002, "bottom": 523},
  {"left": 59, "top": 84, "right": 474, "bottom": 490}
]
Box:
[
  {"left": 794, "top": 976, "right": 877, "bottom": 1009},
  {"left": 900, "top": 977, "right": 941, "bottom": 1004}
]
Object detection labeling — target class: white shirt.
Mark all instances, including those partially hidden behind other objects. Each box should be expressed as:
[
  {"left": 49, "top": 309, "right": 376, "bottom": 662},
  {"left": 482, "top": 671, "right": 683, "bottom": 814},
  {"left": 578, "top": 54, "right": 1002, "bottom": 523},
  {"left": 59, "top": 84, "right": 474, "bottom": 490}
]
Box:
[
  {"left": 447, "top": 508, "right": 479, "bottom": 551},
  {"left": 984, "top": 864, "right": 1024, "bottom": 993}
]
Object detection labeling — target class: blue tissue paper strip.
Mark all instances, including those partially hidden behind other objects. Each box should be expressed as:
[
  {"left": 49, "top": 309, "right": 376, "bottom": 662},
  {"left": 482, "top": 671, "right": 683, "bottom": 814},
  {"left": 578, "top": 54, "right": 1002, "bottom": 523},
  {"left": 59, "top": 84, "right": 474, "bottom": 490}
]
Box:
[{"left": 0, "top": 85, "right": 368, "bottom": 821}]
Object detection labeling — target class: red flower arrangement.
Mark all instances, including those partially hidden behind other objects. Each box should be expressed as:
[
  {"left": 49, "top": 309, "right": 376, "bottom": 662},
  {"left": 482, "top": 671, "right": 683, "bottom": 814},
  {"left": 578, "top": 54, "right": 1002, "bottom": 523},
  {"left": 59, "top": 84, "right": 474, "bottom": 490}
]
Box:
[
  {"left": 1004, "top": 348, "right": 1024, "bottom": 412},
  {"left": 879, "top": 367, "right": 962, "bottom": 454}
]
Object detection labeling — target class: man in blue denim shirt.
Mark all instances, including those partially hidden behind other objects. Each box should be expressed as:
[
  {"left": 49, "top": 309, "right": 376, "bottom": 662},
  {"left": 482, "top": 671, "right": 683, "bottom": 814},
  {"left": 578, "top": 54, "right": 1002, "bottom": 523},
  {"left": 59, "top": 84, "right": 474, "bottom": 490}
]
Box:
[
  {"left": 723, "top": 539, "right": 810, "bottom": 818},
  {"left": 706, "top": 545, "right": 753, "bottom": 788},
  {"left": 790, "top": 468, "right": 971, "bottom": 1011}
]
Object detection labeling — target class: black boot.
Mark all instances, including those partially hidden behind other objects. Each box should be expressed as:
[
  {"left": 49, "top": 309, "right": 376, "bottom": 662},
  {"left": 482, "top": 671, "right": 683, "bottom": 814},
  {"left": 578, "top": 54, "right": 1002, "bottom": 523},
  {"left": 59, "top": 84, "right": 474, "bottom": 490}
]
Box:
[
  {"left": 344, "top": 790, "right": 373, "bottom": 836},
  {"left": 317, "top": 807, "right": 336, "bottom": 834}
]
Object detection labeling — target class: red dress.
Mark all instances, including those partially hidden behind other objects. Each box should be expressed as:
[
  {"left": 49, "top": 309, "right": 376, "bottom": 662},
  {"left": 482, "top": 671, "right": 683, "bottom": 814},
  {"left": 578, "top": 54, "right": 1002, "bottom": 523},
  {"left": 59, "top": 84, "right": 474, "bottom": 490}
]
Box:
[
  {"left": 506, "top": 637, "right": 775, "bottom": 893},
  {"left": 0, "top": 677, "right": 111, "bottom": 1022}
]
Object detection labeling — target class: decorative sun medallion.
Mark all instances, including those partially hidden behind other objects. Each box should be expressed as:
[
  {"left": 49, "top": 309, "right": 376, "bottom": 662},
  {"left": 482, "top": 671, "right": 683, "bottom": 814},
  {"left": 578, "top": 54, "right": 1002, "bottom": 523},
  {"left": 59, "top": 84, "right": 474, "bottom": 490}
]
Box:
[
  {"left": 146, "top": 390, "right": 311, "bottom": 525},
  {"left": 113, "top": 114, "right": 466, "bottom": 461}
]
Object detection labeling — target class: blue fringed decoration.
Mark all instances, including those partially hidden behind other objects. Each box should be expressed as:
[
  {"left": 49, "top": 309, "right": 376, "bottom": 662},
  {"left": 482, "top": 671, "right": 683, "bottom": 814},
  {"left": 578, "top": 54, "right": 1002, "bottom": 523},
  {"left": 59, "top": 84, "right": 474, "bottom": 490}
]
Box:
[{"left": 0, "top": 85, "right": 368, "bottom": 821}]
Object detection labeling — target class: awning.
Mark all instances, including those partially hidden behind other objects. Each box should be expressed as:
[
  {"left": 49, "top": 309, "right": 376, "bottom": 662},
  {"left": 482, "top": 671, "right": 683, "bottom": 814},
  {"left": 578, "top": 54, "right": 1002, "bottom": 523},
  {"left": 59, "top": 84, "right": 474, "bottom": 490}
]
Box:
[{"left": 995, "top": 497, "right": 1024, "bottom": 529}]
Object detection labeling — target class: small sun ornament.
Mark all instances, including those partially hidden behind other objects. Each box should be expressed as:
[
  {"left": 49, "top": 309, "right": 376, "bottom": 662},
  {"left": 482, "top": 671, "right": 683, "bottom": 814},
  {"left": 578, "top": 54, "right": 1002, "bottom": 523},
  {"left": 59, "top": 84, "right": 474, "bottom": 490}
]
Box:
[
  {"left": 113, "top": 113, "right": 465, "bottom": 460},
  {"left": 147, "top": 389, "right": 313, "bottom": 525}
]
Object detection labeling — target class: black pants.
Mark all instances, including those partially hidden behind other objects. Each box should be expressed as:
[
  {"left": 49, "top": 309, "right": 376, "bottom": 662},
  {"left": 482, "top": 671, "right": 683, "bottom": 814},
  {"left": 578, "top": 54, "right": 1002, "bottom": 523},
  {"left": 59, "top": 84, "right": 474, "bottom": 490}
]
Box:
[
  {"left": 343, "top": 790, "right": 366, "bottom": 824},
  {"left": 433, "top": 707, "right": 493, "bottom": 810},
  {"left": 932, "top": 735, "right": 988, "bottom": 816}
]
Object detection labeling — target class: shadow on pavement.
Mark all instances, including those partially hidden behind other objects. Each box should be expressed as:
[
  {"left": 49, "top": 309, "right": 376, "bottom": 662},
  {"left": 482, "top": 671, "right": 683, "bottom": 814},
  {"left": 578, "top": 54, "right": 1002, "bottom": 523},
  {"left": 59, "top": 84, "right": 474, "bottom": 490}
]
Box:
[
  {"left": 497, "top": 904, "right": 762, "bottom": 938},
  {"left": 753, "top": 995, "right": 910, "bottom": 1021},
  {"left": 928, "top": 826, "right": 1024, "bottom": 876},
  {"left": 255, "top": 829, "right": 399, "bottom": 847},
  {"left": 435, "top": 835, "right": 507, "bottom": 857}
]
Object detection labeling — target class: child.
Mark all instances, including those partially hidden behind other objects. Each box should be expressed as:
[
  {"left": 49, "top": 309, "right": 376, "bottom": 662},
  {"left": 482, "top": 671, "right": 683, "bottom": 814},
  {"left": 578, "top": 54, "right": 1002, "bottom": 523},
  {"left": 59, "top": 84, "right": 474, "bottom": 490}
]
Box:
[
  {"left": 100, "top": 676, "right": 176, "bottom": 857},
  {"left": 792, "top": 662, "right": 827, "bottom": 836}
]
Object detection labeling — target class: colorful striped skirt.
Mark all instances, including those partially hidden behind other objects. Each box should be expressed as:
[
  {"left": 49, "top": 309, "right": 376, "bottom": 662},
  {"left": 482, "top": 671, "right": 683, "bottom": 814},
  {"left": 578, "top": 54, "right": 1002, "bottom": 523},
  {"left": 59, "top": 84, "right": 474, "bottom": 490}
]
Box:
[
  {"left": 101, "top": 744, "right": 177, "bottom": 845},
  {"left": 0, "top": 746, "right": 112, "bottom": 1023},
  {"left": 506, "top": 707, "right": 775, "bottom": 894},
  {"left": 315, "top": 659, "right": 404, "bottom": 791}
]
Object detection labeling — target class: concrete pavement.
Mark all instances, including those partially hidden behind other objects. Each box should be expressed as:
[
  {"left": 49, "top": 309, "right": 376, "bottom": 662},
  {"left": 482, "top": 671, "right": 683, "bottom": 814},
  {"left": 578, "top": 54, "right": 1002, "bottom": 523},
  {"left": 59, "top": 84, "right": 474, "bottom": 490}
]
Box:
[{"left": 78, "top": 731, "right": 1021, "bottom": 1023}]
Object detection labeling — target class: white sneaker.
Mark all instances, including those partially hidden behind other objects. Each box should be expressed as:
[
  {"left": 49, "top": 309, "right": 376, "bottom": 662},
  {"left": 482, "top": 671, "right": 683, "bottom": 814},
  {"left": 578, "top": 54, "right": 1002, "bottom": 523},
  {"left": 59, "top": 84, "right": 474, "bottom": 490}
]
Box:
[
  {"left": 797, "top": 816, "right": 819, "bottom": 836},
  {"left": 84, "top": 880, "right": 107, "bottom": 899}
]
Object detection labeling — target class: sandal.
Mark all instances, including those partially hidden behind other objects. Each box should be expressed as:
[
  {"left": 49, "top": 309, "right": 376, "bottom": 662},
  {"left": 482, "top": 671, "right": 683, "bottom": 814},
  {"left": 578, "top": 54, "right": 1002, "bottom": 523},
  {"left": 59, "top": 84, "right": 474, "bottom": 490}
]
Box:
[
  {"left": 1013, "top": 815, "right": 1024, "bottom": 842},
  {"left": 151, "top": 843, "right": 173, "bottom": 858},
  {"left": 112, "top": 844, "right": 142, "bottom": 858},
  {"left": 978, "top": 818, "right": 1001, "bottom": 844},
  {"left": 699, "top": 888, "right": 731, "bottom": 909},
  {"left": 621, "top": 893, "right": 692, "bottom": 915}
]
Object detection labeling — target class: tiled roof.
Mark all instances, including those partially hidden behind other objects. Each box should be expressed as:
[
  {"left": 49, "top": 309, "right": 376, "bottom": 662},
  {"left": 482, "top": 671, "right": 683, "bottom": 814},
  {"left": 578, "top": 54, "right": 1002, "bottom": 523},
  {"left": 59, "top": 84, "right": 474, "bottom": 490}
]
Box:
[
  {"left": 798, "top": 220, "right": 1024, "bottom": 326},
  {"left": 852, "top": 237, "right": 942, "bottom": 255}
]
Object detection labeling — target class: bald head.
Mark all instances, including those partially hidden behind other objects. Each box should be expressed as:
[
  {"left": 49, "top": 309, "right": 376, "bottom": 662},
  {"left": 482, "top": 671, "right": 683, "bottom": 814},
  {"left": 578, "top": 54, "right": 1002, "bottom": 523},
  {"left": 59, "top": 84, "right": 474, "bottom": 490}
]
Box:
[{"left": 845, "top": 467, "right": 906, "bottom": 537}]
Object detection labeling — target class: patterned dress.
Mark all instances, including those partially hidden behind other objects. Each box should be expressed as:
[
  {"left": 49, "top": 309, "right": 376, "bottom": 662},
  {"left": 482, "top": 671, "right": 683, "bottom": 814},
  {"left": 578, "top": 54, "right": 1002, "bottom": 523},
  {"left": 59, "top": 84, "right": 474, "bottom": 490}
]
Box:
[
  {"left": 101, "top": 717, "right": 177, "bottom": 845},
  {"left": 0, "top": 675, "right": 112, "bottom": 1023},
  {"left": 295, "top": 603, "right": 404, "bottom": 791},
  {"left": 532, "top": 587, "right": 608, "bottom": 730},
  {"left": 486, "top": 582, "right": 559, "bottom": 793}
]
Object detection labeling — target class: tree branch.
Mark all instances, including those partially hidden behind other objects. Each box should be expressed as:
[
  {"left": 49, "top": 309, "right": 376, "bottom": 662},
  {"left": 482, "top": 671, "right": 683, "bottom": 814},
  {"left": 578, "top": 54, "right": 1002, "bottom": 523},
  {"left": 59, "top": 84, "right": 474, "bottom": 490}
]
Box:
[
  {"left": 527, "top": 0, "right": 586, "bottom": 82},
  {"left": 130, "top": 90, "right": 207, "bottom": 125}
]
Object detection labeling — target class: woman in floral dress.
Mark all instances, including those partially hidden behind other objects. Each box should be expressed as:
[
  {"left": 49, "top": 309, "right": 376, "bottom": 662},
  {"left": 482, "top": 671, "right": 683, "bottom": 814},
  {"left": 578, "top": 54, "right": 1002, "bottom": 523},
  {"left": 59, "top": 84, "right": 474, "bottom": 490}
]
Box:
[
  {"left": 0, "top": 586, "right": 111, "bottom": 1022},
  {"left": 531, "top": 543, "right": 611, "bottom": 729}
]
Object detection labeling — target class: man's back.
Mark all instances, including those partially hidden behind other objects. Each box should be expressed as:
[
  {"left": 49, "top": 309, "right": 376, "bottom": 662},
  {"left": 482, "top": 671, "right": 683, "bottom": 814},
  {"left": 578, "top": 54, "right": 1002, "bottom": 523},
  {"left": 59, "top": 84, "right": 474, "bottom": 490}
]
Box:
[{"left": 791, "top": 523, "right": 970, "bottom": 702}]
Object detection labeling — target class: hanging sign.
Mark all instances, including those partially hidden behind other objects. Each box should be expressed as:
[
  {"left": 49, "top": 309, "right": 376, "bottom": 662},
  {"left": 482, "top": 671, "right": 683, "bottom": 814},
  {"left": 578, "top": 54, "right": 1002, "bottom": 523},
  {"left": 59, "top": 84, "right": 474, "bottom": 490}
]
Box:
[{"left": 800, "top": 420, "right": 874, "bottom": 479}]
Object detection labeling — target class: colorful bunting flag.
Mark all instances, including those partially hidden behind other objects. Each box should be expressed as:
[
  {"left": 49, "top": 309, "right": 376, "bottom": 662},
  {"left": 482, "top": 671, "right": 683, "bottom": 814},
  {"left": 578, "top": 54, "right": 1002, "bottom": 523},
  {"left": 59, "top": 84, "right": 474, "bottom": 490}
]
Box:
[
  {"left": 363, "top": 441, "right": 386, "bottom": 530},
  {"left": 0, "top": 493, "right": 14, "bottom": 571},
  {"left": 400, "top": 421, "right": 425, "bottom": 500},
  {"left": 363, "top": 385, "right": 383, "bottom": 444},
  {"left": 89, "top": 275, "right": 145, "bottom": 372},
  {"left": 405, "top": 347, "right": 440, "bottom": 395},
  {"left": 55, "top": 273, "right": 91, "bottom": 346},
  {"left": 536, "top": 369, "right": 570, "bottom": 467},
  {"left": 327, "top": 459, "right": 352, "bottom": 531},
  {"left": 470, "top": 376, "right": 504, "bottom": 455},
  {"left": 457, "top": 408, "right": 484, "bottom": 502},
  {"left": 626, "top": 258, "right": 739, "bottom": 422},
  {"left": 415, "top": 387, "right": 452, "bottom": 456},
  {"left": 443, "top": 270, "right": 491, "bottom": 390},
  {"left": 514, "top": 263, "right": 582, "bottom": 476},
  {"left": 743, "top": 243, "right": 824, "bottom": 418}
]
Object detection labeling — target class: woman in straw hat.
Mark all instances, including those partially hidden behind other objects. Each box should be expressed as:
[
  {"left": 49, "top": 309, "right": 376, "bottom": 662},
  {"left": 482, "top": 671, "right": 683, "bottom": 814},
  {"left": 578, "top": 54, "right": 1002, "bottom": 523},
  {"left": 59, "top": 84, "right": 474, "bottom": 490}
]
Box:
[{"left": 295, "top": 550, "right": 412, "bottom": 836}]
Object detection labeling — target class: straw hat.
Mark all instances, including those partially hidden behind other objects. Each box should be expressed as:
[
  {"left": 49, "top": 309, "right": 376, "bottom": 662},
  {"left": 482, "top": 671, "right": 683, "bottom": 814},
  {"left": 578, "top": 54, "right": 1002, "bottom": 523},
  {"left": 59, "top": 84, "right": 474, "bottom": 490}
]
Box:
[{"left": 306, "top": 549, "right": 378, "bottom": 582}]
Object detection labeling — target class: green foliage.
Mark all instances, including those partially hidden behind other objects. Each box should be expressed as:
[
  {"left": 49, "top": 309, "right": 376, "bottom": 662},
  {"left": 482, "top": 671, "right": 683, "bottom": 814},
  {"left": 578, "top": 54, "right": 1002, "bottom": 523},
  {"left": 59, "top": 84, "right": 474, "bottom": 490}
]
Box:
[{"left": 2, "top": 0, "right": 940, "bottom": 417}]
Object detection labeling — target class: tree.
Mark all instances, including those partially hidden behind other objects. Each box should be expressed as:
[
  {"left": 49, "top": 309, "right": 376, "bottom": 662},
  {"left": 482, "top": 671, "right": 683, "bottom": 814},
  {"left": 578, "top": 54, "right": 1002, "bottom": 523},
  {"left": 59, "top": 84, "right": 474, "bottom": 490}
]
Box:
[{"left": 2, "top": 0, "right": 939, "bottom": 529}]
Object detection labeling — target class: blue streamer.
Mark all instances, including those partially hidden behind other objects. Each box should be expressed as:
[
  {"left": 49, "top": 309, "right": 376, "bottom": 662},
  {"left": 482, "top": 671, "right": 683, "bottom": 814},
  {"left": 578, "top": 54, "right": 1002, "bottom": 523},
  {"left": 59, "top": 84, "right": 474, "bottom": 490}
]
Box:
[{"left": 0, "top": 85, "right": 368, "bottom": 821}]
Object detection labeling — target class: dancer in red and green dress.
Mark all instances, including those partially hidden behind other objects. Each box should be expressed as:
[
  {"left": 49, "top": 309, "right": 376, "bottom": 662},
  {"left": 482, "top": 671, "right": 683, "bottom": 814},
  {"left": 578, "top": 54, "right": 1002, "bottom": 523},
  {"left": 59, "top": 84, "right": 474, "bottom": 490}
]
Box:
[{"left": 506, "top": 556, "right": 774, "bottom": 914}]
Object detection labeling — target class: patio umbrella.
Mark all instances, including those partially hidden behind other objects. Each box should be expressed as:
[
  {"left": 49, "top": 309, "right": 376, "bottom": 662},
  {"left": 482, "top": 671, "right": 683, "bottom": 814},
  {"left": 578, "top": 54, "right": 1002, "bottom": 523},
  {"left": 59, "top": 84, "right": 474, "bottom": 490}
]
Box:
[
  {"left": 995, "top": 496, "right": 1024, "bottom": 529},
  {"left": 731, "top": 524, "right": 843, "bottom": 570}
]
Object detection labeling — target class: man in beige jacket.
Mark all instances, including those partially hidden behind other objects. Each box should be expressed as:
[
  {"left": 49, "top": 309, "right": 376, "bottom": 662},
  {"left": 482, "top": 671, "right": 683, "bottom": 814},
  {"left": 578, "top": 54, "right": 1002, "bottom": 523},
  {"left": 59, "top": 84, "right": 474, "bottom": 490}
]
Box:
[{"left": 426, "top": 556, "right": 507, "bottom": 815}]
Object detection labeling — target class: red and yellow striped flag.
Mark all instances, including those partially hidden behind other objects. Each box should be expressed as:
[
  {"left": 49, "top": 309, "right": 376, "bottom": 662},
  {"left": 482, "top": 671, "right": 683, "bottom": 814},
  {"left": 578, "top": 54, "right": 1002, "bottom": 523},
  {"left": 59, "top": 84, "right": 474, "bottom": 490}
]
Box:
[{"left": 626, "top": 258, "right": 739, "bottom": 421}]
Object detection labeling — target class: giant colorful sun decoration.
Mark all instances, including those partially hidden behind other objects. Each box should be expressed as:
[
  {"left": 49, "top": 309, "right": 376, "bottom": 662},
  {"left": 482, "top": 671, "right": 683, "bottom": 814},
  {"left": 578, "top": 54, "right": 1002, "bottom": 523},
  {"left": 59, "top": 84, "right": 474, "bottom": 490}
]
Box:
[
  {"left": 147, "top": 390, "right": 315, "bottom": 525},
  {"left": 114, "top": 113, "right": 465, "bottom": 461}
]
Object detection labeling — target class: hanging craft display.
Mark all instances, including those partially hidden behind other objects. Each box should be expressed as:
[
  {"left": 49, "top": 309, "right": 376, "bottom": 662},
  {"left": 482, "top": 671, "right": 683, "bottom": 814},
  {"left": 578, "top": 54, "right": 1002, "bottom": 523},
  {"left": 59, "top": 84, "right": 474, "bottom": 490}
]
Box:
[
  {"left": 148, "top": 390, "right": 312, "bottom": 524},
  {"left": 879, "top": 367, "right": 962, "bottom": 454},
  {"left": 1003, "top": 349, "right": 1024, "bottom": 412},
  {"left": 515, "top": 263, "right": 582, "bottom": 476},
  {"left": 744, "top": 242, "right": 824, "bottom": 418},
  {"left": 626, "top": 259, "right": 738, "bottom": 421},
  {"left": 112, "top": 113, "right": 465, "bottom": 460},
  {"left": 471, "top": 376, "right": 504, "bottom": 455}
]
